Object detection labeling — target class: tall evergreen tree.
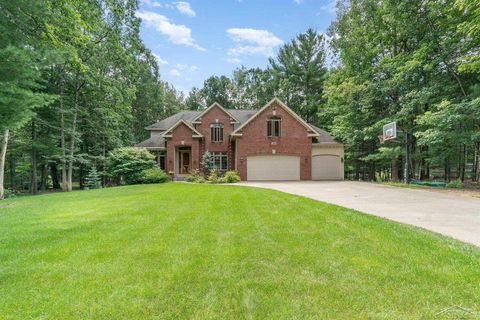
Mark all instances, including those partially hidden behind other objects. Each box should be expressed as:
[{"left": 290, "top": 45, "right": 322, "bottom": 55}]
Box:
[{"left": 269, "top": 28, "right": 328, "bottom": 124}]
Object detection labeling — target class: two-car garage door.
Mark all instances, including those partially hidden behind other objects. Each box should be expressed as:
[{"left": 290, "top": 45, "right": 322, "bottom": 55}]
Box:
[{"left": 247, "top": 155, "right": 300, "bottom": 181}]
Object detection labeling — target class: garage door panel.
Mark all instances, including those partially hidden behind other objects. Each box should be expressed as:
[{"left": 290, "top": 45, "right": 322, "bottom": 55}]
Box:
[
  {"left": 312, "top": 155, "right": 343, "bottom": 180},
  {"left": 247, "top": 155, "right": 300, "bottom": 181}
]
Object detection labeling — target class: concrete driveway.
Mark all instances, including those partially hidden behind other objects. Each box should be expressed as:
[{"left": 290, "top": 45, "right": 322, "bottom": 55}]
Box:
[{"left": 240, "top": 181, "right": 480, "bottom": 247}]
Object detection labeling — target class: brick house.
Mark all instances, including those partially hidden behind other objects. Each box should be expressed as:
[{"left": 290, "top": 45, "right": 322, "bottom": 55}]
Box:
[{"left": 135, "top": 98, "right": 344, "bottom": 181}]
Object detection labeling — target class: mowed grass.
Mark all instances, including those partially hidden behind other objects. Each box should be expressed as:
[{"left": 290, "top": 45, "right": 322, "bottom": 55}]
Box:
[{"left": 0, "top": 183, "right": 479, "bottom": 319}]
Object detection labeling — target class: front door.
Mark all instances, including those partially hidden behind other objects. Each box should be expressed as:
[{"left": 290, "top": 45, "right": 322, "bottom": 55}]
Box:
[{"left": 179, "top": 151, "right": 190, "bottom": 174}]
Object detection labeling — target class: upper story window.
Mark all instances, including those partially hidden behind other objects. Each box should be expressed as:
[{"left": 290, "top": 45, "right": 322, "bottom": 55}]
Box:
[
  {"left": 267, "top": 116, "right": 281, "bottom": 137},
  {"left": 210, "top": 123, "right": 224, "bottom": 142}
]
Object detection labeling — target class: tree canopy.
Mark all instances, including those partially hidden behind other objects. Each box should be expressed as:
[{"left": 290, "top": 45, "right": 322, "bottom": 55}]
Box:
[{"left": 1, "top": 0, "right": 479, "bottom": 198}]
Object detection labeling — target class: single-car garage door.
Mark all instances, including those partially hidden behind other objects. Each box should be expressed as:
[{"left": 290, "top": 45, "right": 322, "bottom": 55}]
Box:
[
  {"left": 312, "top": 155, "right": 343, "bottom": 180},
  {"left": 247, "top": 155, "right": 300, "bottom": 181}
]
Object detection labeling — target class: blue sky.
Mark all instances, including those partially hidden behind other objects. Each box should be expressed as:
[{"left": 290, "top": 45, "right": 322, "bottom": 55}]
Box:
[{"left": 137, "top": 0, "right": 337, "bottom": 94}]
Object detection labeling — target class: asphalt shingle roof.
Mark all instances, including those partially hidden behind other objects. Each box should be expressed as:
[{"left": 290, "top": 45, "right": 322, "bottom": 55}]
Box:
[
  {"left": 134, "top": 136, "right": 166, "bottom": 149},
  {"left": 309, "top": 125, "right": 342, "bottom": 144},
  {"left": 137, "top": 109, "right": 341, "bottom": 148},
  {"left": 145, "top": 111, "right": 201, "bottom": 131}
]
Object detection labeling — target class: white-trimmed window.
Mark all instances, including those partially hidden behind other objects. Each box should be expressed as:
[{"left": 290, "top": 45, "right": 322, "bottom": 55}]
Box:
[
  {"left": 211, "top": 123, "right": 224, "bottom": 142},
  {"left": 212, "top": 152, "right": 228, "bottom": 170},
  {"left": 157, "top": 152, "right": 166, "bottom": 170},
  {"left": 267, "top": 116, "right": 281, "bottom": 137}
]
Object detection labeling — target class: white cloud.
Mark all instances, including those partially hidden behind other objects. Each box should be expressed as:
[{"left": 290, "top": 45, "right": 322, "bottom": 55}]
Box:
[
  {"left": 226, "top": 28, "right": 283, "bottom": 57},
  {"left": 169, "top": 68, "right": 181, "bottom": 77},
  {"left": 175, "top": 1, "right": 196, "bottom": 17},
  {"left": 136, "top": 11, "right": 205, "bottom": 51},
  {"left": 319, "top": 0, "right": 336, "bottom": 13},
  {"left": 140, "top": 0, "right": 163, "bottom": 7},
  {"left": 152, "top": 53, "right": 168, "bottom": 65},
  {"left": 227, "top": 57, "right": 241, "bottom": 64},
  {"left": 293, "top": 0, "right": 303, "bottom": 3},
  {"left": 175, "top": 63, "right": 198, "bottom": 72}
]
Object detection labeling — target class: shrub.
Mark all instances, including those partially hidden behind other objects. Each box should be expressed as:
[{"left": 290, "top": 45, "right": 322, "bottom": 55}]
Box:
[
  {"left": 185, "top": 169, "right": 240, "bottom": 184},
  {"left": 141, "top": 168, "right": 169, "bottom": 184},
  {"left": 223, "top": 170, "right": 240, "bottom": 183},
  {"left": 3, "top": 188, "right": 16, "bottom": 199},
  {"left": 185, "top": 169, "right": 204, "bottom": 183},
  {"left": 108, "top": 147, "right": 156, "bottom": 185},
  {"left": 207, "top": 169, "right": 221, "bottom": 184},
  {"left": 447, "top": 179, "right": 462, "bottom": 188}
]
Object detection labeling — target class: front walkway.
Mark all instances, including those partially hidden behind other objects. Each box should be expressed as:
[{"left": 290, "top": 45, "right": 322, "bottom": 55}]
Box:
[{"left": 239, "top": 181, "right": 480, "bottom": 247}]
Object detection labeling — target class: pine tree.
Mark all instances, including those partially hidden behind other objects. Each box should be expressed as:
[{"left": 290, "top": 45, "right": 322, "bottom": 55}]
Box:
[
  {"left": 201, "top": 151, "right": 214, "bottom": 175},
  {"left": 84, "top": 167, "right": 102, "bottom": 190}
]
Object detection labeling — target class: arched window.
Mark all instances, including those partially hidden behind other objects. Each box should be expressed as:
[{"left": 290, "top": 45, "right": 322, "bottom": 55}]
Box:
[
  {"left": 267, "top": 116, "right": 281, "bottom": 137},
  {"left": 210, "top": 123, "right": 224, "bottom": 142}
]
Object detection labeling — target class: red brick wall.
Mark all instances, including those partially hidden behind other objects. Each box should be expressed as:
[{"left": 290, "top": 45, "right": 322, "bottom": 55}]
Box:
[
  {"left": 194, "top": 106, "right": 235, "bottom": 170},
  {"left": 235, "top": 101, "right": 312, "bottom": 180},
  {"left": 165, "top": 123, "right": 200, "bottom": 174}
]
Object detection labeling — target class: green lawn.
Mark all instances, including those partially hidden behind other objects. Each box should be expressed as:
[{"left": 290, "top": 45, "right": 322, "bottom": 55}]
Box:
[{"left": 1, "top": 183, "right": 479, "bottom": 319}]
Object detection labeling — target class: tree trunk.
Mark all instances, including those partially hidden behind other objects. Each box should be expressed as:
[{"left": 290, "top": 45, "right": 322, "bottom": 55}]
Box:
[
  {"left": 0, "top": 129, "right": 10, "bottom": 200},
  {"left": 31, "top": 121, "right": 38, "bottom": 195},
  {"left": 67, "top": 72, "right": 81, "bottom": 192},
  {"left": 420, "top": 158, "right": 427, "bottom": 180},
  {"left": 40, "top": 161, "right": 48, "bottom": 192},
  {"left": 59, "top": 79, "right": 68, "bottom": 191},
  {"left": 102, "top": 140, "right": 107, "bottom": 187},
  {"left": 473, "top": 142, "right": 479, "bottom": 182},
  {"left": 355, "top": 161, "right": 360, "bottom": 180},
  {"left": 8, "top": 139, "right": 16, "bottom": 188},
  {"left": 445, "top": 159, "right": 451, "bottom": 182},
  {"left": 391, "top": 158, "right": 399, "bottom": 182},
  {"left": 461, "top": 144, "right": 467, "bottom": 182},
  {"left": 368, "top": 163, "right": 376, "bottom": 181},
  {"left": 50, "top": 162, "right": 60, "bottom": 189}
]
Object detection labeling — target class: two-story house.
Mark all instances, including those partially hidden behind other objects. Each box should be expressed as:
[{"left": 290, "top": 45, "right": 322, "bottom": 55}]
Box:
[{"left": 135, "top": 98, "right": 344, "bottom": 181}]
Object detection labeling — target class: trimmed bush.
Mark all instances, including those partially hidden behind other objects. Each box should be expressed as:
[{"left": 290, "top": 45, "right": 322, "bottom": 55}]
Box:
[
  {"left": 141, "top": 168, "right": 169, "bottom": 184},
  {"left": 185, "top": 169, "right": 207, "bottom": 183},
  {"left": 223, "top": 170, "right": 241, "bottom": 183},
  {"left": 207, "top": 170, "right": 221, "bottom": 184},
  {"left": 108, "top": 147, "right": 156, "bottom": 185},
  {"left": 185, "top": 169, "right": 240, "bottom": 184}
]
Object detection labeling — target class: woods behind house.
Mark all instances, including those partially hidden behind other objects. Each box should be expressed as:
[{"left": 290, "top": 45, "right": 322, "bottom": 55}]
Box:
[{"left": 0, "top": 0, "right": 479, "bottom": 198}]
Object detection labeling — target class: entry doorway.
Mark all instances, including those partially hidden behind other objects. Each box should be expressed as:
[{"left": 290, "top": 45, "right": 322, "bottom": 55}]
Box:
[{"left": 177, "top": 147, "right": 191, "bottom": 175}]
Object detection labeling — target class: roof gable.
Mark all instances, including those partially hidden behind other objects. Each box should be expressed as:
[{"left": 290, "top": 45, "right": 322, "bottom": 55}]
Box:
[
  {"left": 191, "top": 102, "right": 240, "bottom": 124},
  {"left": 162, "top": 119, "right": 203, "bottom": 138},
  {"left": 231, "top": 98, "right": 319, "bottom": 137}
]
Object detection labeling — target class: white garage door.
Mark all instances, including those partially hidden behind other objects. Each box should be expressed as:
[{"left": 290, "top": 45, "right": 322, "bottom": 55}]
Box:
[
  {"left": 247, "top": 155, "right": 300, "bottom": 181},
  {"left": 312, "top": 155, "right": 343, "bottom": 180}
]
